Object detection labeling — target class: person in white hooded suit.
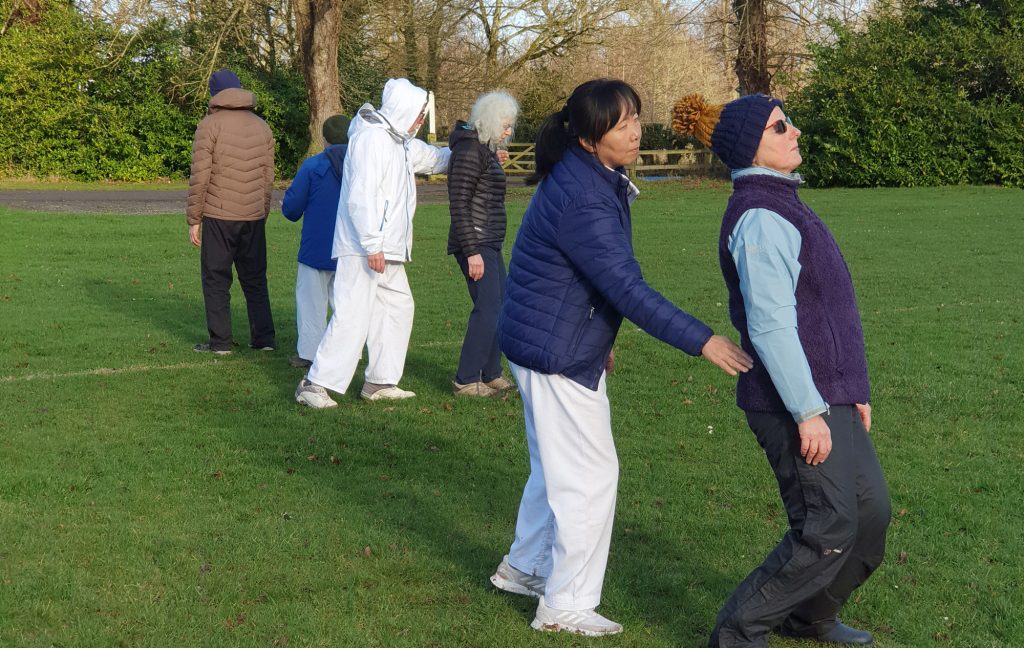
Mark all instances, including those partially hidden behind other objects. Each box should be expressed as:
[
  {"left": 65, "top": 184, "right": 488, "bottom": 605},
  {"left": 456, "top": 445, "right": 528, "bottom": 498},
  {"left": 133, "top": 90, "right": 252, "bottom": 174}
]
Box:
[{"left": 296, "top": 78, "right": 451, "bottom": 406}]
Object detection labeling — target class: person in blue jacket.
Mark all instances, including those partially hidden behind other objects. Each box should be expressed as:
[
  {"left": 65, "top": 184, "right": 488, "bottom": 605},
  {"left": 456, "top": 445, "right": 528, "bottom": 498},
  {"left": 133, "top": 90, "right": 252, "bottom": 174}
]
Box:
[
  {"left": 672, "top": 94, "right": 890, "bottom": 647},
  {"left": 487, "top": 79, "right": 753, "bottom": 637},
  {"left": 281, "top": 114, "right": 350, "bottom": 368}
]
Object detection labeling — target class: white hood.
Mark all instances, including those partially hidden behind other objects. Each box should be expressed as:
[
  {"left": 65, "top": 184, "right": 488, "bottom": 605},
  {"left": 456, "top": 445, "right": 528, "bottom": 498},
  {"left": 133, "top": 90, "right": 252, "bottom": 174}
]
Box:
[
  {"left": 333, "top": 78, "right": 450, "bottom": 263},
  {"left": 348, "top": 78, "right": 427, "bottom": 143}
]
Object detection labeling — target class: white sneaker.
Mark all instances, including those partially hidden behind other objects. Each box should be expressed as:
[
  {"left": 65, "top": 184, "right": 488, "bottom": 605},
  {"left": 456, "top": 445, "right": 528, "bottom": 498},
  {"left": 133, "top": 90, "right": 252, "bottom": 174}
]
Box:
[
  {"left": 360, "top": 385, "right": 415, "bottom": 401},
  {"left": 295, "top": 378, "right": 337, "bottom": 409},
  {"left": 530, "top": 597, "right": 623, "bottom": 636},
  {"left": 489, "top": 555, "right": 545, "bottom": 598}
]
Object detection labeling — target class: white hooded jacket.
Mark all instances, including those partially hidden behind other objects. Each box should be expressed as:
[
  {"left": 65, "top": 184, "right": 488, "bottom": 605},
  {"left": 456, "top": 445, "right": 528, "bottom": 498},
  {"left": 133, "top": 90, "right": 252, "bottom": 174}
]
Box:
[{"left": 332, "top": 78, "right": 451, "bottom": 262}]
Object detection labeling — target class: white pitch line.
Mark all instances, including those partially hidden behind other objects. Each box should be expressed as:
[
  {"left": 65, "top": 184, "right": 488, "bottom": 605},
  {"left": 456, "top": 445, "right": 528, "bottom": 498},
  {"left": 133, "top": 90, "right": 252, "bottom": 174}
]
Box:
[
  {"left": 0, "top": 341, "right": 466, "bottom": 384},
  {"left": 0, "top": 360, "right": 234, "bottom": 384}
]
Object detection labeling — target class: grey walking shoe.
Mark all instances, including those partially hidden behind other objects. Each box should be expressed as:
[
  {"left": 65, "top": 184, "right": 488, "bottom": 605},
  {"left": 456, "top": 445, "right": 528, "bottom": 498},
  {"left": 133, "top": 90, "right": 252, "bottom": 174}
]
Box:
[
  {"left": 453, "top": 380, "right": 500, "bottom": 397},
  {"left": 489, "top": 555, "right": 545, "bottom": 598},
  {"left": 295, "top": 378, "right": 337, "bottom": 409}
]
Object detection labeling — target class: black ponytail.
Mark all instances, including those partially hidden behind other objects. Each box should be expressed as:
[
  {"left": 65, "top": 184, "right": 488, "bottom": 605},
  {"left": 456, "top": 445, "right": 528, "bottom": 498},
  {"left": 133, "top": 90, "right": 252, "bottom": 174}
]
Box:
[{"left": 527, "top": 79, "right": 642, "bottom": 185}]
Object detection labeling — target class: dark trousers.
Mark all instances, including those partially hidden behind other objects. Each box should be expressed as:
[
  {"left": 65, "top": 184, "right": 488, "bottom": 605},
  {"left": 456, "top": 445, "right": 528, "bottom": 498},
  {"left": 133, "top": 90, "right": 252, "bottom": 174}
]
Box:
[
  {"left": 454, "top": 246, "right": 505, "bottom": 384},
  {"left": 710, "top": 405, "right": 890, "bottom": 648},
  {"left": 200, "top": 217, "right": 275, "bottom": 351}
]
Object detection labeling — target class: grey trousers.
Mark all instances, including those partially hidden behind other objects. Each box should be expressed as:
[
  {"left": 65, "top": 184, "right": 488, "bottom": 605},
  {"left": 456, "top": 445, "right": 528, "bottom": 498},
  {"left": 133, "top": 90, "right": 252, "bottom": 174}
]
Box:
[{"left": 710, "top": 405, "right": 891, "bottom": 647}]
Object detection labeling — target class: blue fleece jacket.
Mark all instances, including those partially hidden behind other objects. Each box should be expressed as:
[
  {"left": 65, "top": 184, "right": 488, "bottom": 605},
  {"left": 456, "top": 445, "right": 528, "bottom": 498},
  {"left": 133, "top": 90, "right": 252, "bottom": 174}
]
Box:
[
  {"left": 282, "top": 144, "right": 346, "bottom": 270},
  {"left": 500, "top": 146, "right": 714, "bottom": 390}
]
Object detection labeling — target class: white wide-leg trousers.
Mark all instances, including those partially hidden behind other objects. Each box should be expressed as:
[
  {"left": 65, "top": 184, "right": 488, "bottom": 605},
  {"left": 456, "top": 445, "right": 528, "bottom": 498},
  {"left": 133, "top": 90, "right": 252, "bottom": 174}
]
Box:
[
  {"left": 295, "top": 263, "right": 335, "bottom": 361},
  {"left": 506, "top": 362, "right": 618, "bottom": 611},
  {"left": 307, "top": 257, "right": 414, "bottom": 394}
]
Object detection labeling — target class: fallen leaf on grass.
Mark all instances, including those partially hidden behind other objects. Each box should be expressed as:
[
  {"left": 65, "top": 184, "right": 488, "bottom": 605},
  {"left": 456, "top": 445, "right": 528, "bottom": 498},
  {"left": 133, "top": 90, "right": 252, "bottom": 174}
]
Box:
[
  {"left": 329, "top": 455, "right": 340, "bottom": 464},
  {"left": 224, "top": 613, "right": 246, "bottom": 629},
  {"left": 306, "top": 454, "right": 318, "bottom": 462},
  {"left": 212, "top": 470, "right": 224, "bottom": 479},
  {"left": 361, "top": 546, "right": 372, "bottom": 557},
  {"left": 897, "top": 550, "right": 908, "bottom": 564},
  {"left": 199, "top": 563, "right": 211, "bottom": 573}
]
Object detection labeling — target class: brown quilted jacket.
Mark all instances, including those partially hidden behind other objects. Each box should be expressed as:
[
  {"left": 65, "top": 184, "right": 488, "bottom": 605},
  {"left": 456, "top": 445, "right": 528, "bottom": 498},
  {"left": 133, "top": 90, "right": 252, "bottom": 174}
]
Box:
[{"left": 186, "top": 88, "right": 275, "bottom": 226}]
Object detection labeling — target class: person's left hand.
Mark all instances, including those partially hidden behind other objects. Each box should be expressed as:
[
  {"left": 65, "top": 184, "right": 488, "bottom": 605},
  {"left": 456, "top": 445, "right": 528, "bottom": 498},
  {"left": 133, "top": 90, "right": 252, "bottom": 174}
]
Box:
[
  {"left": 496, "top": 149, "right": 510, "bottom": 165},
  {"left": 466, "top": 254, "right": 484, "bottom": 281},
  {"left": 605, "top": 349, "right": 615, "bottom": 375},
  {"left": 856, "top": 402, "right": 872, "bottom": 433},
  {"left": 189, "top": 223, "right": 201, "bottom": 247}
]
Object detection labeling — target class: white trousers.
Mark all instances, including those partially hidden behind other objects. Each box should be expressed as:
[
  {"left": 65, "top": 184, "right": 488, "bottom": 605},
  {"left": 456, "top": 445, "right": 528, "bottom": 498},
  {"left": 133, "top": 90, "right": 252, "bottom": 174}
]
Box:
[
  {"left": 307, "top": 256, "right": 414, "bottom": 394},
  {"left": 506, "top": 362, "right": 618, "bottom": 611},
  {"left": 295, "top": 263, "right": 335, "bottom": 361}
]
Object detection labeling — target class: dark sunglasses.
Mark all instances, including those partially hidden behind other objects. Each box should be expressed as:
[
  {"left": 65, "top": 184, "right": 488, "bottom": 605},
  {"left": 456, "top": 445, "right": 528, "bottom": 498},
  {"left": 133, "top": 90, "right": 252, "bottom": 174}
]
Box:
[{"left": 765, "top": 116, "right": 794, "bottom": 134}]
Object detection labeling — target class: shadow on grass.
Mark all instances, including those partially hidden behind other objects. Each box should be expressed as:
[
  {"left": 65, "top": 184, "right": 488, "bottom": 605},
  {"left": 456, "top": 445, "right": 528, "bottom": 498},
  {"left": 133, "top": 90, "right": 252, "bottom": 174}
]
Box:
[{"left": 211, "top": 380, "right": 739, "bottom": 645}]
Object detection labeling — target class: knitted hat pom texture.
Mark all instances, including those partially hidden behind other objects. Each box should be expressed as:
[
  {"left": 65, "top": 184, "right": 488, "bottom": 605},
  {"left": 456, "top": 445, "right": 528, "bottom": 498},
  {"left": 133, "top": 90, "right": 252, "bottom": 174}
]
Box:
[{"left": 671, "top": 95, "right": 721, "bottom": 149}]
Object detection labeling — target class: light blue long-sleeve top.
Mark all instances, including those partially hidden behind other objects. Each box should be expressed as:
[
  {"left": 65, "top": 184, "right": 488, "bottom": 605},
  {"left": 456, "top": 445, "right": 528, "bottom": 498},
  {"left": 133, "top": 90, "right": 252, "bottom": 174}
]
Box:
[{"left": 728, "top": 166, "right": 828, "bottom": 423}]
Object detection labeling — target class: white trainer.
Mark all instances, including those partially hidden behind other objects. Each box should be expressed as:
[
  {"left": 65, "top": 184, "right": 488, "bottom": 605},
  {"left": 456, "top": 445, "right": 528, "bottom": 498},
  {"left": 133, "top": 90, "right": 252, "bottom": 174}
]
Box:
[
  {"left": 295, "top": 378, "right": 337, "bottom": 409},
  {"left": 489, "top": 555, "right": 545, "bottom": 598},
  {"left": 530, "top": 597, "right": 623, "bottom": 636},
  {"left": 360, "top": 385, "right": 415, "bottom": 401}
]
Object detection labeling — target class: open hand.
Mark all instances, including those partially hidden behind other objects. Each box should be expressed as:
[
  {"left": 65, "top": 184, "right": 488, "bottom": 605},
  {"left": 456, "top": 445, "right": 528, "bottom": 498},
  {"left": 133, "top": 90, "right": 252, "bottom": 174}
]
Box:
[{"left": 700, "top": 335, "right": 754, "bottom": 376}]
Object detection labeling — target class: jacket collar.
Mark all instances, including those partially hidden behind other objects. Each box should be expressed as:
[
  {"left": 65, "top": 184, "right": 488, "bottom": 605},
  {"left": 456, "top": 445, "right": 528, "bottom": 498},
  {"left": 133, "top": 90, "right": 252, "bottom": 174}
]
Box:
[{"left": 566, "top": 146, "right": 638, "bottom": 204}]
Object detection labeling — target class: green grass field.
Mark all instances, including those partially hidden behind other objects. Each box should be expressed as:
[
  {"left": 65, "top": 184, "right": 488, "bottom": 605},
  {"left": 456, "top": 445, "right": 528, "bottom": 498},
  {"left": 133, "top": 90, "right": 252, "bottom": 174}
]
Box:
[{"left": 1, "top": 184, "right": 1021, "bottom": 647}]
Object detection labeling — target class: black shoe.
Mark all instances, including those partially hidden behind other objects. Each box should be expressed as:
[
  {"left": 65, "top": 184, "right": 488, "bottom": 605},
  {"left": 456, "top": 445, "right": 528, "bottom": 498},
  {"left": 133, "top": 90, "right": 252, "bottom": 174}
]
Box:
[
  {"left": 819, "top": 623, "right": 873, "bottom": 645},
  {"left": 193, "top": 342, "right": 231, "bottom": 355},
  {"left": 250, "top": 343, "right": 276, "bottom": 352},
  {"left": 288, "top": 355, "right": 313, "bottom": 368},
  {"left": 779, "top": 622, "right": 873, "bottom": 645}
]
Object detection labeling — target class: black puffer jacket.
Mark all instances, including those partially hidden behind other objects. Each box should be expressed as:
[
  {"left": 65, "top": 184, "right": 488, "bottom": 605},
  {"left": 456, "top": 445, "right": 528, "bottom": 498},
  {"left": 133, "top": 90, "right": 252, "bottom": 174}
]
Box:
[{"left": 446, "top": 121, "right": 508, "bottom": 256}]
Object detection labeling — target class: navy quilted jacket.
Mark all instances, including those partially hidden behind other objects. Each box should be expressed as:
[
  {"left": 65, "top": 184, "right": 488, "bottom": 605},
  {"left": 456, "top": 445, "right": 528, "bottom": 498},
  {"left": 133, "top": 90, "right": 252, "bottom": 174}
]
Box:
[{"left": 499, "top": 146, "right": 714, "bottom": 390}]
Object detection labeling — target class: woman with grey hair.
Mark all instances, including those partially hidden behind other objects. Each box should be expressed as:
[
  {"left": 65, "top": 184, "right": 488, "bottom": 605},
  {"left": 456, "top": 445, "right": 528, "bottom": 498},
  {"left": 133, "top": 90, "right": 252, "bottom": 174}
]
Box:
[{"left": 446, "top": 90, "right": 519, "bottom": 396}]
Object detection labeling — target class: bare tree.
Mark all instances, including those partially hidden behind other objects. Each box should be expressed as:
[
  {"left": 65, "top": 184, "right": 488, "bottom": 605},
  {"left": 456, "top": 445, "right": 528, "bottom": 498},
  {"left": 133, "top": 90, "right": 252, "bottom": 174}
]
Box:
[
  {"left": 733, "top": 0, "right": 769, "bottom": 94},
  {"left": 293, "top": 0, "right": 344, "bottom": 156},
  {"left": 464, "top": 0, "right": 630, "bottom": 85}
]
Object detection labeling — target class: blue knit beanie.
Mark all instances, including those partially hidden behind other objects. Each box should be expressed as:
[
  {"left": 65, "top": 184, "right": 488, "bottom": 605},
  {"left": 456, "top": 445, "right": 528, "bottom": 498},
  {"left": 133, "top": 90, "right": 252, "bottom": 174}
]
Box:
[
  {"left": 209, "top": 69, "right": 242, "bottom": 97},
  {"left": 672, "top": 93, "right": 783, "bottom": 170}
]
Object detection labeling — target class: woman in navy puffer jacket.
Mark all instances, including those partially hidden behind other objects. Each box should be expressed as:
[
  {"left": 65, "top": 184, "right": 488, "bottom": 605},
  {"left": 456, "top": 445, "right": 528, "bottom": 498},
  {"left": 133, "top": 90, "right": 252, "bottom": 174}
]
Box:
[{"left": 487, "top": 79, "right": 753, "bottom": 637}]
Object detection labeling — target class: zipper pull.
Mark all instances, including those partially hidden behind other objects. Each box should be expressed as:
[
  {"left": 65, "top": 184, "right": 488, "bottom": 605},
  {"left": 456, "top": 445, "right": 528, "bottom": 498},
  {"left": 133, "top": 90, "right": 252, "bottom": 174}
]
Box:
[{"left": 589, "top": 306, "right": 595, "bottom": 319}]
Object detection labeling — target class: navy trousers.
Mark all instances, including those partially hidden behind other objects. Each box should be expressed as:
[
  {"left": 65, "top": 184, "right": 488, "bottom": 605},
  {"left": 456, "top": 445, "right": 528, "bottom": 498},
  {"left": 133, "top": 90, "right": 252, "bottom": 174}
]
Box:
[
  {"left": 454, "top": 246, "right": 505, "bottom": 384},
  {"left": 710, "top": 405, "right": 891, "bottom": 647},
  {"left": 200, "top": 217, "right": 276, "bottom": 351}
]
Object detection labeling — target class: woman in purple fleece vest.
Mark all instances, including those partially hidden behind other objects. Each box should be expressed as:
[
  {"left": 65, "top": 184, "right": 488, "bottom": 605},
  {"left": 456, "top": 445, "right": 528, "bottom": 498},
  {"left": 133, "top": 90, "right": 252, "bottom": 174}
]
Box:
[{"left": 673, "top": 95, "right": 891, "bottom": 648}]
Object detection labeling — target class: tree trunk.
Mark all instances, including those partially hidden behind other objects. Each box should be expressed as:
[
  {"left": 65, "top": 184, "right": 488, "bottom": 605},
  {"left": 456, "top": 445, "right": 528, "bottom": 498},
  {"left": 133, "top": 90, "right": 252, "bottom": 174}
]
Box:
[
  {"left": 733, "top": 0, "right": 771, "bottom": 95},
  {"left": 424, "top": 5, "right": 443, "bottom": 93},
  {"left": 294, "top": 0, "right": 344, "bottom": 157},
  {"left": 401, "top": 0, "right": 419, "bottom": 85}
]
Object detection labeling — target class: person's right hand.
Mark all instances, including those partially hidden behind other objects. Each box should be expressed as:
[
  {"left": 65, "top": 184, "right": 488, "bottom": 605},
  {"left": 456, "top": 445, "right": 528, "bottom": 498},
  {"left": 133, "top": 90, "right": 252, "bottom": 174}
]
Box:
[
  {"left": 798, "top": 415, "right": 832, "bottom": 465},
  {"left": 189, "top": 223, "right": 201, "bottom": 247},
  {"left": 700, "top": 335, "right": 753, "bottom": 376},
  {"left": 367, "top": 252, "right": 385, "bottom": 273},
  {"left": 466, "top": 254, "right": 484, "bottom": 281}
]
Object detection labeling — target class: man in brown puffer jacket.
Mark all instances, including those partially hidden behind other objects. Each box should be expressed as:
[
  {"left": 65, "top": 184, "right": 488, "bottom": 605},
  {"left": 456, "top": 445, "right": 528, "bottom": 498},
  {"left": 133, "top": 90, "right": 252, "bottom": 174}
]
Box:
[{"left": 187, "top": 68, "right": 276, "bottom": 355}]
